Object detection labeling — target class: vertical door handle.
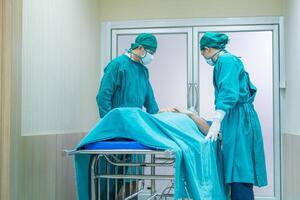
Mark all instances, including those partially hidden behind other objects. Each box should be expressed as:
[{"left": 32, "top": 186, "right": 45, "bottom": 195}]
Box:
[
  {"left": 187, "top": 83, "right": 193, "bottom": 109},
  {"left": 193, "top": 83, "right": 199, "bottom": 113}
]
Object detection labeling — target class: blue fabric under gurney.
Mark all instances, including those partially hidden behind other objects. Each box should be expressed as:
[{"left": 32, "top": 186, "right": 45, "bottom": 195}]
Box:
[{"left": 74, "top": 107, "right": 227, "bottom": 200}]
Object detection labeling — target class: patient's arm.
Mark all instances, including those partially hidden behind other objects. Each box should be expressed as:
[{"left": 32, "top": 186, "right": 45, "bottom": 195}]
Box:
[
  {"left": 174, "top": 108, "right": 210, "bottom": 135},
  {"left": 188, "top": 114, "right": 210, "bottom": 135}
]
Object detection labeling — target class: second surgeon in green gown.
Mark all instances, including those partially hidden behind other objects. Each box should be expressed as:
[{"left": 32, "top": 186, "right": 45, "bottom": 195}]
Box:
[
  {"left": 96, "top": 33, "right": 159, "bottom": 118},
  {"left": 199, "top": 32, "right": 268, "bottom": 200}
]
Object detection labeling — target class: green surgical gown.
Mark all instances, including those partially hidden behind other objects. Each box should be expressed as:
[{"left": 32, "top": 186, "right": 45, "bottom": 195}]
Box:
[
  {"left": 96, "top": 55, "right": 159, "bottom": 118},
  {"left": 213, "top": 53, "right": 267, "bottom": 187}
]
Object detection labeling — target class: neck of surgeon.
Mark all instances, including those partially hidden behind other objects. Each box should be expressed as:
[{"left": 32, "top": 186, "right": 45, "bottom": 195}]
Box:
[
  {"left": 129, "top": 48, "right": 144, "bottom": 63},
  {"left": 210, "top": 48, "right": 225, "bottom": 62}
]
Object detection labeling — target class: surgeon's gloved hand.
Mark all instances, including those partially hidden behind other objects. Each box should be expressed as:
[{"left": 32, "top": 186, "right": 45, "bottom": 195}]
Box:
[{"left": 205, "top": 109, "right": 226, "bottom": 142}]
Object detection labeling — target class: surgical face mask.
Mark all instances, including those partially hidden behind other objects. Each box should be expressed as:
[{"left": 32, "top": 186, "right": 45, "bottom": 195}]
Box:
[
  {"left": 203, "top": 49, "right": 222, "bottom": 67},
  {"left": 205, "top": 57, "right": 215, "bottom": 66},
  {"left": 141, "top": 51, "right": 154, "bottom": 66}
]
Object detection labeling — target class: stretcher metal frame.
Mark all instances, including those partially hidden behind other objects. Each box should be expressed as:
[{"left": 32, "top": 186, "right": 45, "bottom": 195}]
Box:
[{"left": 65, "top": 143, "right": 191, "bottom": 200}]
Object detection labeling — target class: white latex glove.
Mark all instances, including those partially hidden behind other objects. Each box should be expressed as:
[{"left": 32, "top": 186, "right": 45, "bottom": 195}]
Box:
[{"left": 205, "top": 110, "right": 226, "bottom": 142}]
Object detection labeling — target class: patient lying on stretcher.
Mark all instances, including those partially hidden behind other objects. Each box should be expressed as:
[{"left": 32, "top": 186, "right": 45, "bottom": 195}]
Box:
[{"left": 75, "top": 107, "right": 227, "bottom": 200}]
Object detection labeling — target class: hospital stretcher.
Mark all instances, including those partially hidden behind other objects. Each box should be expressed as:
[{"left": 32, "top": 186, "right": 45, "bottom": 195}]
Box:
[{"left": 64, "top": 139, "right": 191, "bottom": 200}]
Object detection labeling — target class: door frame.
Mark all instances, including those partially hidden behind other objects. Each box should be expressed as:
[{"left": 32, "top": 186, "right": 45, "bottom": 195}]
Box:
[
  {"left": 0, "top": 0, "right": 12, "bottom": 199},
  {"left": 101, "top": 16, "right": 284, "bottom": 200}
]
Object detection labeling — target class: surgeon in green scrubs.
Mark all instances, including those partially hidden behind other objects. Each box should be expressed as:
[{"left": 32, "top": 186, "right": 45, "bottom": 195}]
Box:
[
  {"left": 96, "top": 33, "right": 159, "bottom": 118},
  {"left": 96, "top": 33, "right": 159, "bottom": 199},
  {"left": 199, "top": 32, "right": 268, "bottom": 200}
]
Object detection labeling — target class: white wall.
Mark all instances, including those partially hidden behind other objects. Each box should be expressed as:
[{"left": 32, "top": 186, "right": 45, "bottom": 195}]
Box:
[
  {"left": 284, "top": 0, "right": 300, "bottom": 135},
  {"left": 22, "top": 0, "right": 101, "bottom": 135},
  {"left": 98, "top": 0, "right": 283, "bottom": 21}
]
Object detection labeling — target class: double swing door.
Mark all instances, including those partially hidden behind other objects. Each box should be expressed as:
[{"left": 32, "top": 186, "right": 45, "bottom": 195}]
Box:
[{"left": 110, "top": 23, "right": 280, "bottom": 199}]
